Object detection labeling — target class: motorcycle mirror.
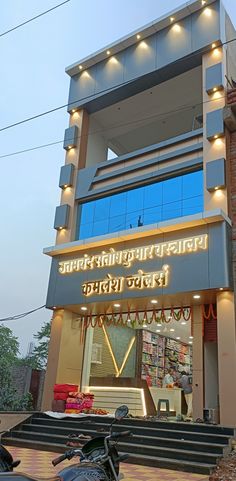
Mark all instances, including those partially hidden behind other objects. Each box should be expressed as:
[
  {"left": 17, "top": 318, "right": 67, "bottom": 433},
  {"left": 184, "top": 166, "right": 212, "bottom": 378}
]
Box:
[{"left": 115, "top": 405, "right": 129, "bottom": 420}]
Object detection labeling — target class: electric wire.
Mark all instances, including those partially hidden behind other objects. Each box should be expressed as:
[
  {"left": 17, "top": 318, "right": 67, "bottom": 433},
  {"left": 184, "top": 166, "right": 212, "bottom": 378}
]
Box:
[
  {"left": 0, "top": 0, "right": 71, "bottom": 38},
  {"left": 0, "top": 93, "right": 224, "bottom": 160},
  {"left": 0, "top": 305, "right": 46, "bottom": 323},
  {"left": 0, "top": 35, "right": 235, "bottom": 135}
]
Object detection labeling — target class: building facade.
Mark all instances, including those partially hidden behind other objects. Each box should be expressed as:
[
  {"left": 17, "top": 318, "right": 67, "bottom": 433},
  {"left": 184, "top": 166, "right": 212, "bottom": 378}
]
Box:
[{"left": 42, "top": 0, "right": 236, "bottom": 426}]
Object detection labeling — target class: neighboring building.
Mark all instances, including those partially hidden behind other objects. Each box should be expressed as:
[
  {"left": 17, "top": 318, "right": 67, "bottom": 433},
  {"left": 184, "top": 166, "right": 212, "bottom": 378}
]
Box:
[{"left": 42, "top": 0, "right": 236, "bottom": 426}]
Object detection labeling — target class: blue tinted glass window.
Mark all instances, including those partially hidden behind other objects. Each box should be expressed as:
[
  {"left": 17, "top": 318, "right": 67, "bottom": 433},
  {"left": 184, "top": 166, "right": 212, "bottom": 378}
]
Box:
[
  {"left": 80, "top": 202, "right": 94, "bottom": 225},
  {"left": 163, "top": 177, "right": 182, "bottom": 204},
  {"left": 79, "top": 223, "right": 93, "bottom": 239},
  {"left": 110, "top": 192, "right": 126, "bottom": 216},
  {"left": 127, "top": 187, "right": 144, "bottom": 213},
  {"left": 94, "top": 197, "right": 110, "bottom": 221},
  {"left": 109, "top": 215, "right": 126, "bottom": 233},
  {"left": 144, "top": 183, "right": 162, "bottom": 208},
  {"left": 183, "top": 171, "right": 203, "bottom": 199},
  {"left": 92, "top": 219, "right": 109, "bottom": 237},
  {"left": 76, "top": 170, "right": 203, "bottom": 240}
]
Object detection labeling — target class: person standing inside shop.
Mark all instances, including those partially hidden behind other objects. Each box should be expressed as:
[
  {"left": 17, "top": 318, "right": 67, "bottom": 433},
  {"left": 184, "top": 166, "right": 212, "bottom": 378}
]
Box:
[
  {"left": 162, "top": 368, "right": 174, "bottom": 387},
  {"left": 179, "top": 371, "right": 193, "bottom": 419}
]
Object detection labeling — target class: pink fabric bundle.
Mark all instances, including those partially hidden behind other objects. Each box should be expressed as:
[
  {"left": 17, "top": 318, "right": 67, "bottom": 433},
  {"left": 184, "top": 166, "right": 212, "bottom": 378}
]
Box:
[{"left": 65, "top": 392, "right": 94, "bottom": 412}]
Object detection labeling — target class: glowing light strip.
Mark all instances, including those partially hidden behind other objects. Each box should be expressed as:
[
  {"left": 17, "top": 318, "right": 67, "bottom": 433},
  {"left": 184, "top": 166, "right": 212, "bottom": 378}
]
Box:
[
  {"left": 117, "top": 336, "right": 136, "bottom": 377},
  {"left": 102, "top": 324, "right": 119, "bottom": 375},
  {"left": 141, "top": 388, "right": 147, "bottom": 417}
]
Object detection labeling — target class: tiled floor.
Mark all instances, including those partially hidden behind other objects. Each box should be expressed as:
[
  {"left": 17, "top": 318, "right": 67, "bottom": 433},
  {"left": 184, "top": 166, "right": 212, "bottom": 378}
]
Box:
[{"left": 8, "top": 446, "right": 209, "bottom": 481}]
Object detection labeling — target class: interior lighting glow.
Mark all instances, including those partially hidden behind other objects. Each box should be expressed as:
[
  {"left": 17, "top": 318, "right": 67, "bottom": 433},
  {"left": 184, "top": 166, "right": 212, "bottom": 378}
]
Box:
[
  {"left": 138, "top": 40, "right": 148, "bottom": 49},
  {"left": 106, "top": 50, "right": 111, "bottom": 55},
  {"left": 189, "top": 341, "right": 193, "bottom": 344},
  {"left": 219, "top": 288, "right": 224, "bottom": 291},
  {"left": 181, "top": 321, "right": 186, "bottom": 325},
  {"left": 143, "top": 324, "right": 147, "bottom": 328},
  {"left": 156, "top": 323, "right": 162, "bottom": 327},
  {"left": 151, "top": 299, "right": 158, "bottom": 304},
  {"left": 81, "top": 306, "right": 87, "bottom": 311},
  {"left": 168, "top": 316, "right": 172, "bottom": 320},
  {"left": 214, "top": 135, "right": 219, "bottom": 139},
  {"left": 212, "top": 43, "right": 216, "bottom": 49},
  {"left": 213, "top": 87, "right": 218, "bottom": 92},
  {"left": 189, "top": 336, "right": 194, "bottom": 339},
  {"left": 213, "top": 48, "right": 221, "bottom": 58},
  {"left": 156, "top": 329, "right": 161, "bottom": 333},
  {"left": 117, "top": 336, "right": 136, "bottom": 377},
  {"left": 215, "top": 186, "right": 220, "bottom": 191},
  {"left": 136, "top": 34, "right": 141, "bottom": 39},
  {"left": 204, "top": 7, "right": 212, "bottom": 17},
  {"left": 170, "top": 328, "right": 175, "bottom": 332},
  {"left": 114, "top": 303, "right": 120, "bottom": 308},
  {"left": 170, "top": 17, "right": 175, "bottom": 22},
  {"left": 193, "top": 294, "right": 201, "bottom": 299},
  {"left": 176, "top": 337, "right": 181, "bottom": 340},
  {"left": 79, "top": 65, "right": 83, "bottom": 70},
  {"left": 141, "top": 388, "right": 147, "bottom": 416},
  {"left": 215, "top": 189, "right": 223, "bottom": 198},
  {"left": 201, "top": 0, "right": 207, "bottom": 4}
]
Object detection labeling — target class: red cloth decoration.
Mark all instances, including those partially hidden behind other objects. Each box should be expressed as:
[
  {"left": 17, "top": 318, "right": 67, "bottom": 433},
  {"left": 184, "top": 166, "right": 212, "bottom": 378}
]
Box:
[
  {"left": 54, "top": 392, "right": 68, "bottom": 401},
  {"left": 54, "top": 384, "right": 78, "bottom": 393}
]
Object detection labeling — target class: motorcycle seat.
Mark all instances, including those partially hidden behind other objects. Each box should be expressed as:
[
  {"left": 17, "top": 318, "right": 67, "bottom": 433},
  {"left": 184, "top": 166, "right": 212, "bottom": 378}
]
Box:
[{"left": 0, "top": 473, "right": 61, "bottom": 481}]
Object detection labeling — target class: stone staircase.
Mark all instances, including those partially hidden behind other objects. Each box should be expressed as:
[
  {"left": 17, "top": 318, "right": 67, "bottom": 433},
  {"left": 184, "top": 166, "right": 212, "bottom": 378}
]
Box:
[{"left": 3, "top": 413, "right": 235, "bottom": 475}]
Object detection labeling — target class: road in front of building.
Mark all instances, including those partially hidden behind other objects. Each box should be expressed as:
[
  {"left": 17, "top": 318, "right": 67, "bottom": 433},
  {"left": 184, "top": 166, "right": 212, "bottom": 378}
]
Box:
[{"left": 8, "top": 446, "right": 209, "bottom": 481}]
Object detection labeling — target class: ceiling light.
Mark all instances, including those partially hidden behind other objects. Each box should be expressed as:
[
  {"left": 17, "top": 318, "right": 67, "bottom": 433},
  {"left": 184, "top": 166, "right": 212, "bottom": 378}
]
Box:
[
  {"left": 173, "top": 24, "right": 181, "bottom": 32},
  {"left": 143, "top": 324, "right": 147, "bottom": 328},
  {"left": 53, "top": 306, "right": 57, "bottom": 310},
  {"left": 215, "top": 186, "right": 220, "bottom": 190},
  {"left": 79, "top": 65, "right": 83, "bottom": 70},
  {"left": 170, "top": 328, "right": 175, "bottom": 332},
  {"left": 168, "top": 316, "right": 172, "bottom": 320},
  {"left": 189, "top": 336, "right": 193, "bottom": 339},
  {"left": 156, "top": 329, "right": 161, "bottom": 333},
  {"left": 114, "top": 303, "right": 120, "bottom": 308},
  {"left": 193, "top": 294, "right": 201, "bottom": 299},
  {"left": 201, "top": 0, "right": 207, "bottom": 5},
  {"left": 170, "top": 17, "right": 175, "bottom": 22},
  {"left": 213, "top": 87, "right": 217, "bottom": 92},
  {"left": 181, "top": 321, "right": 186, "bottom": 325},
  {"left": 176, "top": 337, "right": 181, "bottom": 340},
  {"left": 212, "top": 43, "right": 216, "bottom": 49},
  {"left": 189, "top": 341, "right": 193, "bottom": 345},
  {"left": 219, "top": 288, "right": 224, "bottom": 291},
  {"left": 151, "top": 299, "right": 158, "bottom": 304},
  {"left": 214, "top": 135, "right": 219, "bottom": 139},
  {"left": 106, "top": 50, "right": 111, "bottom": 55},
  {"left": 136, "top": 34, "right": 141, "bottom": 39},
  {"left": 127, "top": 318, "right": 131, "bottom": 323},
  {"left": 156, "top": 323, "right": 162, "bottom": 327},
  {"left": 81, "top": 307, "right": 87, "bottom": 311}
]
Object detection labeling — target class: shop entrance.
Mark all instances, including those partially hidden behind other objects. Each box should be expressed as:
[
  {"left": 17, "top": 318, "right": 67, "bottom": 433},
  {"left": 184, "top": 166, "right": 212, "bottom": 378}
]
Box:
[{"left": 83, "top": 306, "right": 193, "bottom": 419}]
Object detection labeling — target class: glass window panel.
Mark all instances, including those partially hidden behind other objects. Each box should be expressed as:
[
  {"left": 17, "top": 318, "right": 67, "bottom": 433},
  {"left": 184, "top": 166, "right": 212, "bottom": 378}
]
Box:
[
  {"left": 127, "top": 187, "right": 144, "bottom": 213},
  {"left": 144, "top": 182, "right": 162, "bottom": 208},
  {"left": 110, "top": 192, "right": 126, "bottom": 217},
  {"left": 162, "top": 201, "right": 182, "bottom": 221},
  {"left": 162, "top": 177, "right": 182, "bottom": 204},
  {"left": 80, "top": 202, "right": 95, "bottom": 225},
  {"left": 182, "top": 196, "right": 203, "bottom": 216},
  {"left": 183, "top": 171, "right": 203, "bottom": 199},
  {"left": 78, "top": 223, "right": 93, "bottom": 240},
  {"left": 125, "top": 211, "right": 143, "bottom": 229},
  {"left": 92, "top": 219, "right": 109, "bottom": 237},
  {"left": 143, "top": 206, "right": 162, "bottom": 225},
  {"left": 108, "top": 215, "right": 126, "bottom": 233},
  {"left": 94, "top": 197, "right": 110, "bottom": 221}
]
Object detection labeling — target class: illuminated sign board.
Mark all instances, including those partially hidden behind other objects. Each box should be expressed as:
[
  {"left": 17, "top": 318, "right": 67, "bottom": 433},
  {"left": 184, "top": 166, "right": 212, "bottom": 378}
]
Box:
[{"left": 58, "top": 234, "right": 208, "bottom": 275}]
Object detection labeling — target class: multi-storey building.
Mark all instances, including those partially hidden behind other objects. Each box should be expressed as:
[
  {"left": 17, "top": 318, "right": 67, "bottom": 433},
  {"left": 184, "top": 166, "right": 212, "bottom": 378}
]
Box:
[{"left": 42, "top": 0, "right": 236, "bottom": 426}]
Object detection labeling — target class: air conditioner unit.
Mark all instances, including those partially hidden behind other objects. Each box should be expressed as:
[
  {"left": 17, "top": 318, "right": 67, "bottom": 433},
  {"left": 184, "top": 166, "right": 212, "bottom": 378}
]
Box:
[{"left": 91, "top": 343, "right": 102, "bottom": 364}]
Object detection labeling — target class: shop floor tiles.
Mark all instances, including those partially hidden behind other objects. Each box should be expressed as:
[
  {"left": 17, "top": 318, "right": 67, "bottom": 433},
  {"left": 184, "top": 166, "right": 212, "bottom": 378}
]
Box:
[{"left": 7, "top": 446, "right": 209, "bottom": 481}]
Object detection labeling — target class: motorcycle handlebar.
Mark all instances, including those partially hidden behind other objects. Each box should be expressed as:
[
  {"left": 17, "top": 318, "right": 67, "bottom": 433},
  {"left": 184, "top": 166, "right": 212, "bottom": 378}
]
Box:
[
  {"left": 110, "top": 430, "right": 132, "bottom": 440},
  {"left": 52, "top": 453, "right": 68, "bottom": 467}
]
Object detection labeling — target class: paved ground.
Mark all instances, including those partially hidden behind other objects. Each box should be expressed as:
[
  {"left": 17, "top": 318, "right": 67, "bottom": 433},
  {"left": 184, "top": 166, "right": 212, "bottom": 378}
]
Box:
[{"left": 7, "top": 446, "right": 209, "bottom": 481}]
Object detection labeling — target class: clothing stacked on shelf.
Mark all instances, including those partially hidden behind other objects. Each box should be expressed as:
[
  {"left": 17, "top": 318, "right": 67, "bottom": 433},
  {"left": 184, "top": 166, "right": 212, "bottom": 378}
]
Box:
[
  {"left": 65, "top": 392, "right": 94, "bottom": 414},
  {"left": 165, "top": 338, "right": 192, "bottom": 375},
  {"left": 52, "top": 384, "right": 78, "bottom": 412},
  {"left": 141, "top": 330, "right": 165, "bottom": 387}
]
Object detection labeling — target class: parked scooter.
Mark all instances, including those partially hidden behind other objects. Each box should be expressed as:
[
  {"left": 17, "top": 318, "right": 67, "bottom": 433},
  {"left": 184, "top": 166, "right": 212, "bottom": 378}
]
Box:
[{"left": 0, "top": 405, "right": 131, "bottom": 481}]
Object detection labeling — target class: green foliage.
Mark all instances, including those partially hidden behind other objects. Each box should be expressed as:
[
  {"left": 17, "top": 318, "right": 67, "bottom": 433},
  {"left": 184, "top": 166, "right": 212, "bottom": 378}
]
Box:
[{"left": 31, "top": 321, "right": 51, "bottom": 369}]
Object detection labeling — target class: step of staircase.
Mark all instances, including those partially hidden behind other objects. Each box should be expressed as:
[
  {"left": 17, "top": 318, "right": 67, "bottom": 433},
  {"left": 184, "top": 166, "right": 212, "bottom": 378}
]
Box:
[{"left": 3, "top": 413, "right": 235, "bottom": 475}]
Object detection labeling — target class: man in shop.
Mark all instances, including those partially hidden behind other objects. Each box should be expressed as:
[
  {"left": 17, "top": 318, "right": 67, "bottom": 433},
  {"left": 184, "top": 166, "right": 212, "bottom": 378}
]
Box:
[
  {"left": 162, "top": 368, "right": 174, "bottom": 387},
  {"left": 179, "top": 371, "right": 193, "bottom": 419}
]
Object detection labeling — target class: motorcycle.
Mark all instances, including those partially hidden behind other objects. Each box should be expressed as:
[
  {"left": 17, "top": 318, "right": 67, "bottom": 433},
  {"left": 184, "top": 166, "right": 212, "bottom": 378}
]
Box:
[{"left": 0, "top": 405, "right": 131, "bottom": 481}]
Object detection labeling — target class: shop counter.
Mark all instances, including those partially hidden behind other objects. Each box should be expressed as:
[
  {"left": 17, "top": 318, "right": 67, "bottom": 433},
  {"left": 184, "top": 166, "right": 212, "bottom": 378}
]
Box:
[{"left": 150, "top": 387, "right": 182, "bottom": 415}]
